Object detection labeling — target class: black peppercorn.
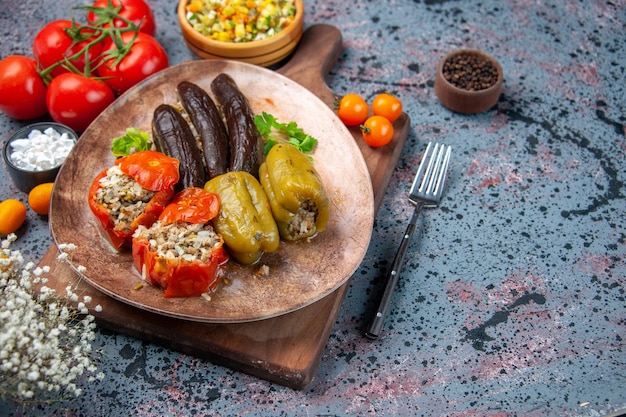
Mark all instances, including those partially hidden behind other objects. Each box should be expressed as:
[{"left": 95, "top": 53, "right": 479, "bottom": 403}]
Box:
[{"left": 442, "top": 53, "right": 499, "bottom": 91}]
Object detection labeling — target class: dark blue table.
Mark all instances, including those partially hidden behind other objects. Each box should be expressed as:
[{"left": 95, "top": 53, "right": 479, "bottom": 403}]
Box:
[{"left": 1, "top": 1, "right": 624, "bottom": 415}]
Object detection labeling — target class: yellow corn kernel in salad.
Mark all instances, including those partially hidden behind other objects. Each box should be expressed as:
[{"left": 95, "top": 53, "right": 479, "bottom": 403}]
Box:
[{"left": 186, "top": 0, "right": 297, "bottom": 43}]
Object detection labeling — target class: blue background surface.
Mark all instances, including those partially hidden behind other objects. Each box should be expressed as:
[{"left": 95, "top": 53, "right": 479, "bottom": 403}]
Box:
[{"left": 1, "top": 0, "right": 624, "bottom": 416}]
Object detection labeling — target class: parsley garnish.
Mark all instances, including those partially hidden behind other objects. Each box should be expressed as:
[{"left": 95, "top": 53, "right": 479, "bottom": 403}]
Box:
[
  {"left": 110, "top": 128, "right": 152, "bottom": 157},
  {"left": 254, "top": 112, "right": 318, "bottom": 155}
]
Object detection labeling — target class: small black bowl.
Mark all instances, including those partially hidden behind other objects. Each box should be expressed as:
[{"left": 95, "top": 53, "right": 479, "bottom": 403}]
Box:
[{"left": 2, "top": 122, "right": 78, "bottom": 193}]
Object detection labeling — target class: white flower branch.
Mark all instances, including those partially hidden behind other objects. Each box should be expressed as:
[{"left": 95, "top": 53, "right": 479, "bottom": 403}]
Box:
[{"left": 1, "top": 234, "right": 103, "bottom": 403}]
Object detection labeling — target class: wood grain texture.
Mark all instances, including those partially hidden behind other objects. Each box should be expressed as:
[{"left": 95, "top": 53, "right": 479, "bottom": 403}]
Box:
[{"left": 39, "top": 24, "right": 410, "bottom": 389}]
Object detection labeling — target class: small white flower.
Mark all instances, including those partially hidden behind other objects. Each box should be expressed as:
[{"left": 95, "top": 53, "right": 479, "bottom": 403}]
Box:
[
  {"left": 58, "top": 243, "right": 77, "bottom": 252},
  {"left": 1, "top": 236, "right": 102, "bottom": 403}
]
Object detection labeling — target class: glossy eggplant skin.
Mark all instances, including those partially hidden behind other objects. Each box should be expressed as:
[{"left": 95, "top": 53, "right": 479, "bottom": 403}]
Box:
[
  {"left": 210, "top": 73, "right": 263, "bottom": 176},
  {"left": 152, "top": 103, "right": 206, "bottom": 191},
  {"left": 177, "top": 81, "right": 230, "bottom": 179}
]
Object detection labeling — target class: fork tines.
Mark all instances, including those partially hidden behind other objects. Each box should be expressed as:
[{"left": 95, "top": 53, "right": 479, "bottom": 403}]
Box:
[{"left": 411, "top": 142, "right": 452, "bottom": 203}]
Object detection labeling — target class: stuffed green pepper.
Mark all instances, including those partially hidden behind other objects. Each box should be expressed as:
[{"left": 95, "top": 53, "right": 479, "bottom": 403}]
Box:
[
  {"left": 259, "top": 143, "right": 330, "bottom": 242},
  {"left": 204, "top": 171, "right": 280, "bottom": 265}
]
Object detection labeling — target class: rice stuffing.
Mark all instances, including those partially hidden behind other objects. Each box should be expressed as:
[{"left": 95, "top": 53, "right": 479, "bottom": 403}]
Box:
[
  {"left": 286, "top": 199, "right": 318, "bottom": 239},
  {"left": 133, "top": 221, "right": 224, "bottom": 263},
  {"left": 94, "top": 165, "right": 155, "bottom": 234}
]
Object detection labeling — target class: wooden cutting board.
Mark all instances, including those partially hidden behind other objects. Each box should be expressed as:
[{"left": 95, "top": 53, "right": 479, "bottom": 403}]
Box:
[{"left": 38, "top": 24, "right": 409, "bottom": 389}]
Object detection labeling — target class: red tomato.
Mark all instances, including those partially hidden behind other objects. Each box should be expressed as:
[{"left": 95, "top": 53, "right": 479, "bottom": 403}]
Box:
[
  {"left": 337, "top": 93, "right": 368, "bottom": 126},
  {"left": 372, "top": 93, "right": 403, "bottom": 122},
  {"left": 87, "top": 0, "right": 156, "bottom": 36},
  {"left": 46, "top": 73, "right": 115, "bottom": 132},
  {"left": 116, "top": 150, "right": 180, "bottom": 191},
  {"left": 97, "top": 31, "right": 168, "bottom": 95},
  {"left": 0, "top": 56, "right": 48, "bottom": 120},
  {"left": 159, "top": 187, "right": 220, "bottom": 225},
  {"left": 131, "top": 186, "right": 229, "bottom": 297},
  {"left": 88, "top": 167, "right": 175, "bottom": 249},
  {"left": 361, "top": 115, "right": 394, "bottom": 147},
  {"left": 32, "top": 20, "right": 103, "bottom": 79},
  {"left": 131, "top": 236, "right": 228, "bottom": 298}
]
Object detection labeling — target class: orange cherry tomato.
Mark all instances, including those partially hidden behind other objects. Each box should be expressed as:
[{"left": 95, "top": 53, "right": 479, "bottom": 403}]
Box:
[
  {"left": 372, "top": 93, "right": 403, "bottom": 122},
  {"left": 28, "top": 182, "right": 55, "bottom": 215},
  {"left": 360, "top": 115, "right": 394, "bottom": 147},
  {"left": 337, "top": 93, "right": 368, "bottom": 126},
  {"left": 0, "top": 199, "right": 27, "bottom": 236}
]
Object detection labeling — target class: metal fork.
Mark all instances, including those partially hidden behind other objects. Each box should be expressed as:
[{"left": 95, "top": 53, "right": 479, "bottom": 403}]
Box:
[{"left": 365, "top": 141, "right": 452, "bottom": 339}]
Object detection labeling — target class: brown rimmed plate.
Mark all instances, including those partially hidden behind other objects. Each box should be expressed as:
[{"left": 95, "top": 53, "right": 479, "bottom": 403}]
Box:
[{"left": 49, "top": 60, "right": 374, "bottom": 323}]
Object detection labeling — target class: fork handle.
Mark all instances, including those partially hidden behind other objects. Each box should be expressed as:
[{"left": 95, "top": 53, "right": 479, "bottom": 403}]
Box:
[{"left": 365, "top": 203, "right": 424, "bottom": 339}]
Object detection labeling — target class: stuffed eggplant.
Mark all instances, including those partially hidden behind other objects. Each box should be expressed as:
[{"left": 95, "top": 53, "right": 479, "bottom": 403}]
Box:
[
  {"left": 177, "top": 80, "right": 230, "bottom": 179},
  {"left": 152, "top": 103, "right": 207, "bottom": 191},
  {"left": 210, "top": 73, "right": 263, "bottom": 176}
]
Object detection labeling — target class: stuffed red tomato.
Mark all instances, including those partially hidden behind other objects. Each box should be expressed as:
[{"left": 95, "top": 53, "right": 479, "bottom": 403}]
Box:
[
  {"left": 88, "top": 150, "right": 180, "bottom": 249},
  {"left": 131, "top": 187, "right": 229, "bottom": 298}
]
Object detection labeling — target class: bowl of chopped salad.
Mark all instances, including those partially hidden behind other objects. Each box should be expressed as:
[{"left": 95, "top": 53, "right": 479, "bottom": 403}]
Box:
[{"left": 178, "top": 0, "right": 304, "bottom": 67}]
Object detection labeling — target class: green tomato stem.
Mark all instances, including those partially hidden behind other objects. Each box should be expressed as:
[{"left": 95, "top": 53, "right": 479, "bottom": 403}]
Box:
[{"left": 37, "top": 3, "right": 142, "bottom": 83}]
